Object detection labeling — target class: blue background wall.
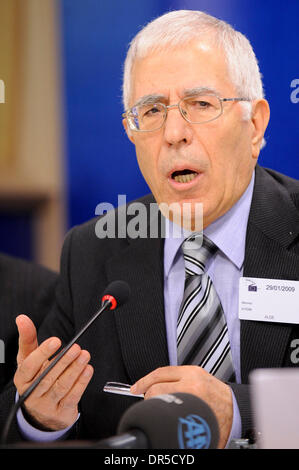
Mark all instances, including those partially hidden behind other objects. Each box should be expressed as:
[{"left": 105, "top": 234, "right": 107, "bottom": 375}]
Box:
[{"left": 61, "top": 0, "right": 167, "bottom": 228}]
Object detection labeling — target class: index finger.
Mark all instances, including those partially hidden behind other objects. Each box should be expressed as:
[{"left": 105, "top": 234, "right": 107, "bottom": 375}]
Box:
[
  {"left": 16, "top": 336, "right": 61, "bottom": 385},
  {"left": 131, "top": 366, "right": 180, "bottom": 395}
]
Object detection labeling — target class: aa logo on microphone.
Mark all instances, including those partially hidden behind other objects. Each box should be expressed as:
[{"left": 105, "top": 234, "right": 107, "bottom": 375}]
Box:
[{"left": 177, "top": 414, "right": 211, "bottom": 449}]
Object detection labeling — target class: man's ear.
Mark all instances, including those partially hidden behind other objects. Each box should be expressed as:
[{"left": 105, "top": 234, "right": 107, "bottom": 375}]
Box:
[
  {"left": 122, "top": 119, "right": 135, "bottom": 144},
  {"left": 251, "top": 99, "right": 270, "bottom": 159}
]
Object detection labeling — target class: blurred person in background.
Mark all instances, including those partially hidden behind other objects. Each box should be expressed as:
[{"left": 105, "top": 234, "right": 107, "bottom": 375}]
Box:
[{"left": 0, "top": 252, "right": 58, "bottom": 391}]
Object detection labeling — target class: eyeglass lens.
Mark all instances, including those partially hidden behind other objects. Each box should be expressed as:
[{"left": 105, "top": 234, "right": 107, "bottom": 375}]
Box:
[{"left": 128, "top": 95, "right": 222, "bottom": 131}]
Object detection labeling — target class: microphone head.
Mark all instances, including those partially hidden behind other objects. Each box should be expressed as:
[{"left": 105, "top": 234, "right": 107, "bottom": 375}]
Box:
[
  {"left": 117, "top": 392, "right": 219, "bottom": 449},
  {"left": 101, "top": 280, "right": 130, "bottom": 310}
]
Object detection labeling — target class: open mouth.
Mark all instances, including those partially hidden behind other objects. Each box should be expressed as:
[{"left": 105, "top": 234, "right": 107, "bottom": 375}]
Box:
[{"left": 171, "top": 169, "right": 198, "bottom": 183}]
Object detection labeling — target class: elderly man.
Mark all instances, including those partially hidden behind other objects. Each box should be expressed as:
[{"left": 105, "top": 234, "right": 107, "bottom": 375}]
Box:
[{"left": 3, "top": 10, "right": 299, "bottom": 448}]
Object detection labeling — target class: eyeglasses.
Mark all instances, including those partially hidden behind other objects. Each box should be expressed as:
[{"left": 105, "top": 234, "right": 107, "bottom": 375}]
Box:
[{"left": 122, "top": 94, "right": 250, "bottom": 132}]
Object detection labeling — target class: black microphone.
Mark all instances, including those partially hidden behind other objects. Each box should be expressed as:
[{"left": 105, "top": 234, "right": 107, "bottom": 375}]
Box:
[
  {"left": 95, "top": 392, "right": 219, "bottom": 449},
  {"left": 1, "top": 280, "right": 130, "bottom": 444}
]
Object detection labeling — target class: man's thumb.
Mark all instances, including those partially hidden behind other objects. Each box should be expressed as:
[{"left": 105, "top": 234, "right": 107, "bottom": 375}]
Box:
[{"left": 16, "top": 314, "right": 38, "bottom": 365}]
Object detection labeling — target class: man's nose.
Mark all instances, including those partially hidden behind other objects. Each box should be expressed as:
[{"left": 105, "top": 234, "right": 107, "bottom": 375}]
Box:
[{"left": 163, "top": 104, "right": 193, "bottom": 146}]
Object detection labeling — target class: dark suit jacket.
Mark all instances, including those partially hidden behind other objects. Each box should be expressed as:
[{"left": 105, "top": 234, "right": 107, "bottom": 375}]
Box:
[
  {"left": 2, "top": 165, "right": 299, "bottom": 443},
  {"left": 0, "top": 254, "right": 58, "bottom": 391}
]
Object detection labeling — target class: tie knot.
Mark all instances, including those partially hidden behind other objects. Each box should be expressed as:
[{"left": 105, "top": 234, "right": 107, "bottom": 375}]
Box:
[{"left": 182, "top": 234, "right": 218, "bottom": 276}]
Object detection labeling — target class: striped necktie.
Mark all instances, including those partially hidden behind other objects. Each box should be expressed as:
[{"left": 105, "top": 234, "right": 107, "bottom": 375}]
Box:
[{"left": 177, "top": 233, "right": 235, "bottom": 382}]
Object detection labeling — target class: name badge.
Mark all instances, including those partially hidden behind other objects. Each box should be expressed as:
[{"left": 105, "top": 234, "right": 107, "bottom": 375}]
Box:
[{"left": 239, "top": 277, "right": 299, "bottom": 324}]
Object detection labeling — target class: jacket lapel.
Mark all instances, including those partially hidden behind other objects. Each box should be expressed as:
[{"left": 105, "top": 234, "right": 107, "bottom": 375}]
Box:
[
  {"left": 241, "top": 166, "right": 299, "bottom": 382},
  {"left": 103, "top": 167, "right": 299, "bottom": 385},
  {"left": 105, "top": 203, "right": 169, "bottom": 384}
]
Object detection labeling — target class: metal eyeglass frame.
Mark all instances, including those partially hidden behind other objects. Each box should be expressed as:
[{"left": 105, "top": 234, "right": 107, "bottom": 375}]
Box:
[{"left": 122, "top": 95, "right": 250, "bottom": 132}]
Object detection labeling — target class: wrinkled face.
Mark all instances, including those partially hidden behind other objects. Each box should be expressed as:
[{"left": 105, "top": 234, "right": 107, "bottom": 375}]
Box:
[{"left": 124, "top": 40, "right": 265, "bottom": 228}]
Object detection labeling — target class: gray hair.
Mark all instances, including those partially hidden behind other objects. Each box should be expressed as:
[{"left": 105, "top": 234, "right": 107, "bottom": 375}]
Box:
[{"left": 122, "top": 10, "right": 266, "bottom": 146}]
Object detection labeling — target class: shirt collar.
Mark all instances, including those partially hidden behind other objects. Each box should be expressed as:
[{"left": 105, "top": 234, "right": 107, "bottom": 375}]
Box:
[{"left": 164, "top": 171, "right": 255, "bottom": 276}]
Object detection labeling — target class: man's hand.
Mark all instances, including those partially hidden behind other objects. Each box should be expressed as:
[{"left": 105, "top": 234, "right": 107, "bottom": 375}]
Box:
[
  {"left": 14, "top": 314, "right": 94, "bottom": 431},
  {"left": 130, "top": 365, "right": 233, "bottom": 449}
]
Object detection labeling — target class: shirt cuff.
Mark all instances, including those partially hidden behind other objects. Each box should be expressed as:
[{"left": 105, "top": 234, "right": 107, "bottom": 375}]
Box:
[
  {"left": 225, "top": 388, "right": 242, "bottom": 448},
  {"left": 16, "top": 392, "right": 80, "bottom": 442}
]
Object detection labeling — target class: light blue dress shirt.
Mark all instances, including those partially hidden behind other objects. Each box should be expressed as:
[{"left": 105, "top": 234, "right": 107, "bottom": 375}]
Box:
[
  {"left": 163, "top": 172, "right": 255, "bottom": 441},
  {"left": 17, "top": 172, "right": 255, "bottom": 442}
]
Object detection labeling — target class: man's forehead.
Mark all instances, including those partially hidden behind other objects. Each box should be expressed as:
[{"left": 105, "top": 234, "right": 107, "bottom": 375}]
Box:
[{"left": 130, "top": 41, "right": 232, "bottom": 106}]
